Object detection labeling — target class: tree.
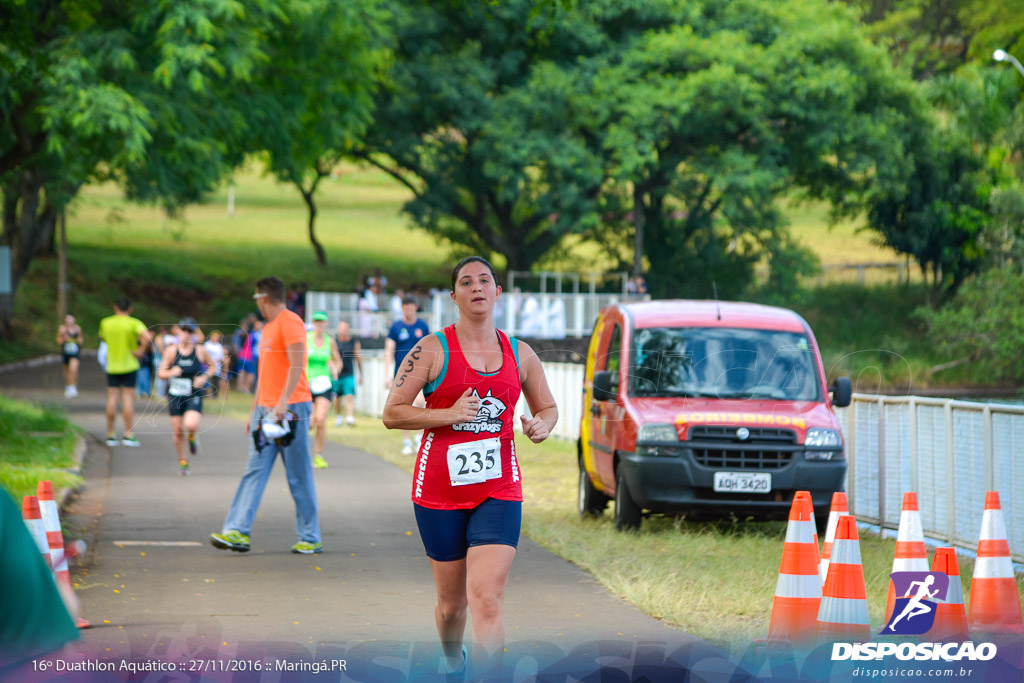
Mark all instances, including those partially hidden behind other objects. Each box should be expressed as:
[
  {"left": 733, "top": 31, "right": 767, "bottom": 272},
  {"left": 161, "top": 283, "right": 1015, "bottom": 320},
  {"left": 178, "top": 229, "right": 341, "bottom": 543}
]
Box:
[
  {"left": 0, "top": 1, "right": 284, "bottom": 332},
  {"left": 917, "top": 268, "right": 1024, "bottom": 382},
  {"left": 588, "top": 0, "right": 922, "bottom": 299},
  {"left": 355, "top": 0, "right": 622, "bottom": 272},
  {"left": 250, "top": 0, "right": 391, "bottom": 265}
]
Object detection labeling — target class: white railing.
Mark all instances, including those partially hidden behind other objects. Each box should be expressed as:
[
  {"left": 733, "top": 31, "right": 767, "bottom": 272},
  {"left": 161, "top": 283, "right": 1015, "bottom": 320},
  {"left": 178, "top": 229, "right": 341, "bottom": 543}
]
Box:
[
  {"left": 352, "top": 355, "right": 1024, "bottom": 561},
  {"left": 306, "top": 291, "right": 648, "bottom": 339},
  {"left": 836, "top": 395, "right": 1024, "bottom": 563},
  {"left": 353, "top": 352, "right": 583, "bottom": 442}
]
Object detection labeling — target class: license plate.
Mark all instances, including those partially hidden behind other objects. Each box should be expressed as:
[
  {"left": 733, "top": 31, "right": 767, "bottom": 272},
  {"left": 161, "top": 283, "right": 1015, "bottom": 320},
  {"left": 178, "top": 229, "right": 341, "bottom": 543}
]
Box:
[{"left": 713, "top": 471, "right": 771, "bottom": 494}]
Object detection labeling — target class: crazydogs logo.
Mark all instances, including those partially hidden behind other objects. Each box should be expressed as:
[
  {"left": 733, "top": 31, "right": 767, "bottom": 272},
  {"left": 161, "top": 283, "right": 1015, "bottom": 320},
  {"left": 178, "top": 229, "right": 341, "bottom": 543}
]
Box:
[
  {"left": 452, "top": 389, "right": 506, "bottom": 434},
  {"left": 880, "top": 571, "right": 949, "bottom": 635}
]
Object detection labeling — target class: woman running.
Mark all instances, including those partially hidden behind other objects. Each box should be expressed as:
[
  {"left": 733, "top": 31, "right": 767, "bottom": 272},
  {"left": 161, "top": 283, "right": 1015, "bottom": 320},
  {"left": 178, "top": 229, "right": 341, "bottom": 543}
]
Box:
[
  {"left": 382, "top": 256, "right": 558, "bottom": 679},
  {"left": 307, "top": 311, "right": 342, "bottom": 469},
  {"left": 57, "top": 314, "right": 83, "bottom": 398},
  {"left": 157, "top": 318, "right": 216, "bottom": 476}
]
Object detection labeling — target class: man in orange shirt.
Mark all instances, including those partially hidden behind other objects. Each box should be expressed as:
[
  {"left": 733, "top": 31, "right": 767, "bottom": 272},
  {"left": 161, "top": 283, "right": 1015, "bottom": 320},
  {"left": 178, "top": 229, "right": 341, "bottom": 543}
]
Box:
[{"left": 210, "top": 276, "right": 323, "bottom": 554}]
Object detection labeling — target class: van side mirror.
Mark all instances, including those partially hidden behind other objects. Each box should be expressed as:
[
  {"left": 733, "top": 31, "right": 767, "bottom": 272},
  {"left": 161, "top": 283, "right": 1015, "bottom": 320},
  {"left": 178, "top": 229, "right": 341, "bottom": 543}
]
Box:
[
  {"left": 830, "top": 376, "right": 852, "bottom": 408},
  {"left": 593, "top": 370, "right": 618, "bottom": 402}
]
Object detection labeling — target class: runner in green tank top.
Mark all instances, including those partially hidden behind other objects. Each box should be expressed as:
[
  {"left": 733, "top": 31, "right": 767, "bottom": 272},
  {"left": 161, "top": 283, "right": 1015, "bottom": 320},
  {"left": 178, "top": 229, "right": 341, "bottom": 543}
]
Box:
[{"left": 306, "top": 312, "right": 342, "bottom": 469}]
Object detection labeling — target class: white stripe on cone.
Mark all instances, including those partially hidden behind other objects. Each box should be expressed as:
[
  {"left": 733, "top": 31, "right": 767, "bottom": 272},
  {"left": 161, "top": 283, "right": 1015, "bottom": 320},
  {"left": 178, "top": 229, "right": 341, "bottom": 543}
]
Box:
[
  {"left": 818, "top": 597, "right": 871, "bottom": 626},
  {"left": 785, "top": 519, "right": 816, "bottom": 544},
  {"left": 23, "top": 505, "right": 51, "bottom": 561},
  {"left": 775, "top": 573, "right": 824, "bottom": 599},
  {"left": 974, "top": 557, "right": 1015, "bottom": 579},
  {"left": 829, "top": 538, "right": 862, "bottom": 566},
  {"left": 893, "top": 557, "right": 929, "bottom": 572},
  {"left": 896, "top": 509, "right": 924, "bottom": 541},
  {"left": 941, "top": 578, "right": 966, "bottom": 606},
  {"left": 979, "top": 509, "right": 1008, "bottom": 541},
  {"left": 38, "top": 495, "right": 69, "bottom": 575}
]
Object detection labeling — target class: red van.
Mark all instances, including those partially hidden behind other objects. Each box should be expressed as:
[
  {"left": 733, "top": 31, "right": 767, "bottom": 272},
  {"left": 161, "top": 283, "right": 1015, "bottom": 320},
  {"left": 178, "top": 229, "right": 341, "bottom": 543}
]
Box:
[{"left": 578, "top": 300, "right": 851, "bottom": 531}]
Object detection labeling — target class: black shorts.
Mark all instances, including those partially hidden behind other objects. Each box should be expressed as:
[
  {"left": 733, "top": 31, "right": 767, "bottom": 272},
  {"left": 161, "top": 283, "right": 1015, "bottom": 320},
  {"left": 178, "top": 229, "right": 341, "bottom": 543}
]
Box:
[
  {"left": 107, "top": 371, "right": 138, "bottom": 388},
  {"left": 62, "top": 353, "right": 79, "bottom": 365},
  {"left": 312, "top": 389, "right": 335, "bottom": 403},
  {"left": 168, "top": 393, "right": 203, "bottom": 416},
  {"left": 413, "top": 498, "right": 522, "bottom": 562}
]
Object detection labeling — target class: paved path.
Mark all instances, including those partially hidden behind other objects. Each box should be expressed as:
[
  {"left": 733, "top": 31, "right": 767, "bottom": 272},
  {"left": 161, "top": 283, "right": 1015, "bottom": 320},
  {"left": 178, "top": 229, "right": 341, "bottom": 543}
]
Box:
[{"left": 1, "top": 359, "right": 752, "bottom": 682}]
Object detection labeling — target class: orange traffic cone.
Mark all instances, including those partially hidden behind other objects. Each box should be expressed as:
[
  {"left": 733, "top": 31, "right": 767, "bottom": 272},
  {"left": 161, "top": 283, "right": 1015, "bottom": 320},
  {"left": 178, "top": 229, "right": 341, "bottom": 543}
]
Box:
[
  {"left": 819, "top": 492, "right": 848, "bottom": 584},
  {"left": 816, "top": 515, "right": 871, "bottom": 642},
  {"left": 925, "top": 547, "right": 969, "bottom": 641},
  {"left": 767, "top": 491, "right": 822, "bottom": 645},
  {"left": 37, "top": 480, "right": 89, "bottom": 629},
  {"left": 22, "top": 495, "right": 52, "bottom": 568},
  {"left": 968, "top": 492, "right": 1023, "bottom": 632},
  {"left": 884, "top": 492, "right": 929, "bottom": 623}
]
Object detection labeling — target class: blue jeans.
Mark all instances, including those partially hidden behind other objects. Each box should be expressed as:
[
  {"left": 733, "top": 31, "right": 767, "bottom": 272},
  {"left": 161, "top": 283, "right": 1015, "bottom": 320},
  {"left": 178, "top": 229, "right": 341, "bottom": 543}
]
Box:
[
  {"left": 136, "top": 365, "right": 152, "bottom": 397},
  {"left": 221, "top": 401, "right": 320, "bottom": 544}
]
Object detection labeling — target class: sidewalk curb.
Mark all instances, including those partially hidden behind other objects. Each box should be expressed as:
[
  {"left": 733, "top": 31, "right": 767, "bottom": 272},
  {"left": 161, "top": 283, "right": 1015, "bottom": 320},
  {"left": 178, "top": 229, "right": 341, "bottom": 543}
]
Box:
[
  {"left": 58, "top": 434, "right": 88, "bottom": 512},
  {"left": 0, "top": 350, "right": 97, "bottom": 375}
]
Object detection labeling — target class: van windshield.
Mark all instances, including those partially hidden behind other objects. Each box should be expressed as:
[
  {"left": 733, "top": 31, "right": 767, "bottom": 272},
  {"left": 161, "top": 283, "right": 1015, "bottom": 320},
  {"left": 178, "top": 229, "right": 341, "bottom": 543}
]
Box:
[{"left": 630, "top": 327, "right": 821, "bottom": 401}]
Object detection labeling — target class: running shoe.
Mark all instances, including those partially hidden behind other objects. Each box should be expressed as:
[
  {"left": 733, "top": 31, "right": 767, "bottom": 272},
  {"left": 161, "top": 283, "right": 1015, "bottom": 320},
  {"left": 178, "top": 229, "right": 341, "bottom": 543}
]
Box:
[
  {"left": 291, "top": 541, "right": 323, "bottom": 554},
  {"left": 179, "top": 459, "right": 190, "bottom": 476},
  {"left": 312, "top": 454, "right": 329, "bottom": 469},
  {"left": 443, "top": 645, "right": 468, "bottom": 681},
  {"left": 210, "top": 530, "right": 250, "bottom": 552},
  {"left": 401, "top": 439, "right": 414, "bottom": 455},
  {"left": 121, "top": 435, "right": 141, "bottom": 447},
  {"left": 105, "top": 435, "right": 119, "bottom": 447},
  {"left": 334, "top": 415, "right": 344, "bottom": 427},
  {"left": 68, "top": 386, "right": 78, "bottom": 398},
  {"left": 346, "top": 416, "right": 355, "bottom": 427},
  {"left": 188, "top": 433, "right": 198, "bottom": 456},
  {"left": 414, "top": 433, "right": 423, "bottom": 450}
]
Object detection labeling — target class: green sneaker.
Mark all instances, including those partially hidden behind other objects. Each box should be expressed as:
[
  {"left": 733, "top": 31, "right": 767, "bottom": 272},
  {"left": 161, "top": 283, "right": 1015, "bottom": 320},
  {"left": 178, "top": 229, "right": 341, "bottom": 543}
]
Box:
[
  {"left": 312, "top": 454, "right": 328, "bottom": 469},
  {"left": 121, "top": 435, "right": 141, "bottom": 447},
  {"left": 210, "top": 530, "right": 250, "bottom": 552},
  {"left": 291, "top": 541, "right": 323, "bottom": 555}
]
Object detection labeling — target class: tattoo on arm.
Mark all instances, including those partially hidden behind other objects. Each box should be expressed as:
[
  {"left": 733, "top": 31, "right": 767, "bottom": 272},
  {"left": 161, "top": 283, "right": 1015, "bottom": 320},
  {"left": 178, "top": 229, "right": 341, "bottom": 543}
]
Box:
[{"left": 395, "top": 373, "right": 407, "bottom": 387}]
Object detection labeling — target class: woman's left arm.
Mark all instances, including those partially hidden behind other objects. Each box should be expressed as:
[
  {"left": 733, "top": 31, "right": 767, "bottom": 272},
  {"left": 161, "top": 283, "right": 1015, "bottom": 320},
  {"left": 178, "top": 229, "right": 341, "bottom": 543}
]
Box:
[{"left": 517, "top": 341, "right": 558, "bottom": 444}]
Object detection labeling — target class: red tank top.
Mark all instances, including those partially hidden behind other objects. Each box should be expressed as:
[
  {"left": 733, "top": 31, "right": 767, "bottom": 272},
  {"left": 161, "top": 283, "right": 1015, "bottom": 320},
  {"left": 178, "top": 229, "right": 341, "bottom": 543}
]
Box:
[{"left": 412, "top": 325, "right": 522, "bottom": 509}]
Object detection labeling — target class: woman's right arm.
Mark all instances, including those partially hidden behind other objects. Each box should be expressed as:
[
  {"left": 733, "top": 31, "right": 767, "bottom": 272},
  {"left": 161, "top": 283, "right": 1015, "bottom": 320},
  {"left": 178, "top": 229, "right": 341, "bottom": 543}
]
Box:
[
  {"left": 382, "top": 335, "right": 477, "bottom": 430},
  {"left": 156, "top": 345, "right": 178, "bottom": 379}
]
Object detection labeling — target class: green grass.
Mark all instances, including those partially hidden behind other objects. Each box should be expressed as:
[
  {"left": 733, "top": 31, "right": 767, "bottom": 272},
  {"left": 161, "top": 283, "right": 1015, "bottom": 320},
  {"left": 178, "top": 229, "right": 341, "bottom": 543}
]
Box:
[
  {"left": 0, "top": 394, "right": 83, "bottom": 501},
  {"left": 217, "top": 398, "right": 1019, "bottom": 651}
]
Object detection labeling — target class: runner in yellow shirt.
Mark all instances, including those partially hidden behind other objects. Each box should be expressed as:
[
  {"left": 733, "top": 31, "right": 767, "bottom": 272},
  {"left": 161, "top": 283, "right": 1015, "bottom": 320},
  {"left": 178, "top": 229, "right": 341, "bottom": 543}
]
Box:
[{"left": 98, "top": 297, "right": 152, "bottom": 447}]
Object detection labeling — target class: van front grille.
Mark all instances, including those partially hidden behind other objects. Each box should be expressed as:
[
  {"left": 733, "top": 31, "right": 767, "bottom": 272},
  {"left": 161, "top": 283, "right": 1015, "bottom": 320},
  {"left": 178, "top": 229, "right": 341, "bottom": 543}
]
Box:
[
  {"left": 689, "top": 426, "right": 797, "bottom": 444},
  {"left": 691, "top": 448, "right": 793, "bottom": 470}
]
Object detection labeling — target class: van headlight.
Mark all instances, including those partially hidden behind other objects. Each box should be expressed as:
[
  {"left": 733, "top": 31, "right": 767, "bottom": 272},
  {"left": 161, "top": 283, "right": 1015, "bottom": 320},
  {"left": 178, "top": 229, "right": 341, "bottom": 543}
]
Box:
[
  {"left": 805, "top": 428, "right": 842, "bottom": 460},
  {"left": 805, "top": 428, "right": 841, "bottom": 448},
  {"left": 638, "top": 423, "right": 678, "bottom": 443},
  {"left": 637, "top": 423, "right": 680, "bottom": 456}
]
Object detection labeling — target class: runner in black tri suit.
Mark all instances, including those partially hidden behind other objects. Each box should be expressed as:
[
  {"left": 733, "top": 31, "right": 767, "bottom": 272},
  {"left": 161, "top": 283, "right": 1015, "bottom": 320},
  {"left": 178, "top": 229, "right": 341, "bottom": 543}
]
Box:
[{"left": 157, "top": 318, "right": 216, "bottom": 476}]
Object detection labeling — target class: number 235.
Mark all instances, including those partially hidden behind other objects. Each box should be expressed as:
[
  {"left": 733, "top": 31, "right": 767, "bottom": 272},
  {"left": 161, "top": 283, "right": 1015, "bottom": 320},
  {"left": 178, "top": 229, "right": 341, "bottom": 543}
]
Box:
[{"left": 456, "top": 448, "right": 496, "bottom": 475}]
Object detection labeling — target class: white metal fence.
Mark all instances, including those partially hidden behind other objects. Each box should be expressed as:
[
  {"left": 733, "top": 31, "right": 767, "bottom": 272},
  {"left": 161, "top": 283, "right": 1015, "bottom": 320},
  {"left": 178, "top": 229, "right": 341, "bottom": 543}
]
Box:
[
  {"left": 306, "top": 291, "right": 647, "bottom": 339},
  {"left": 352, "top": 354, "right": 1024, "bottom": 561},
  {"left": 353, "top": 352, "right": 583, "bottom": 442},
  {"left": 836, "top": 395, "right": 1024, "bottom": 563}
]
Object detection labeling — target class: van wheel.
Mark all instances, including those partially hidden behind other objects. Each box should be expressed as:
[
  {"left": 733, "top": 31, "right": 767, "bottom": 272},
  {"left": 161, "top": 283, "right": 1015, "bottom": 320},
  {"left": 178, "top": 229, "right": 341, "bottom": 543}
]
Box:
[
  {"left": 815, "top": 510, "right": 829, "bottom": 536},
  {"left": 613, "top": 469, "right": 642, "bottom": 531},
  {"left": 578, "top": 467, "right": 609, "bottom": 519}
]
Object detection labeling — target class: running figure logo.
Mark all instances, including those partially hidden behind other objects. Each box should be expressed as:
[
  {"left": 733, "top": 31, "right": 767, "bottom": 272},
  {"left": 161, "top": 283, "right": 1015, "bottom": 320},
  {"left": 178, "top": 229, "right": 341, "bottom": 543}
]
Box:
[
  {"left": 452, "top": 389, "right": 506, "bottom": 434},
  {"left": 880, "top": 571, "right": 950, "bottom": 635}
]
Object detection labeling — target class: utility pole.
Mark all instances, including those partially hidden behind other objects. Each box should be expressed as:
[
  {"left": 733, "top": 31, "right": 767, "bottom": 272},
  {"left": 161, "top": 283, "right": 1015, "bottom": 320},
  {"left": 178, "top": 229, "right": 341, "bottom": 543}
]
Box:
[
  {"left": 633, "top": 185, "right": 645, "bottom": 280},
  {"left": 57, "top": 210, "right": 68, "bottom": 320}
]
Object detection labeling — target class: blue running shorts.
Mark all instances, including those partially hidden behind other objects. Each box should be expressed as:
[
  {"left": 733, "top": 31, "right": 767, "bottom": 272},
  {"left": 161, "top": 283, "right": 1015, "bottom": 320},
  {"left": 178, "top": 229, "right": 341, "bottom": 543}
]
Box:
[{"left": 413, "top": 498, "right": 521, "bottom": 562}]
